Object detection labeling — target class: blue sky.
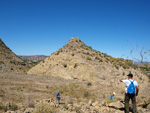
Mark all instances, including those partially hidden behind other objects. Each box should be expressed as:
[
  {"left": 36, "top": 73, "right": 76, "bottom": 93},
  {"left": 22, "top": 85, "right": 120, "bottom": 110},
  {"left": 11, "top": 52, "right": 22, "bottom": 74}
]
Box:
[{"left": 0, "top": 0, "right": 150, "bottom": 61}]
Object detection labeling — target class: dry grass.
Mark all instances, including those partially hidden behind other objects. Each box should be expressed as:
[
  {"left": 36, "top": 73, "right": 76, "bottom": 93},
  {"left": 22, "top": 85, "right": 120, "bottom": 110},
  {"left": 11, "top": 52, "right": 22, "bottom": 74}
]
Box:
[{"left": 0, "top": 73, "right": 106, "bottom": 107}]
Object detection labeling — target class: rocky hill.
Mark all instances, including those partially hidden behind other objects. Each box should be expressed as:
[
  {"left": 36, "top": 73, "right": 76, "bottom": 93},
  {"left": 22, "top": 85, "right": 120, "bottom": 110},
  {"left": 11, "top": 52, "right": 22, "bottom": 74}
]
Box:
[
  {"left": 19, "top": 55, "right": 47, "bottom": 62},
  {"left": 0, "top": 38, "right": 28, "bottom": 73},
  {"left": 28, "top": 37, "right": 144, "bottom": 81},
  {"left": 28, "top": 37, "right": 150, "bottom": 105}
]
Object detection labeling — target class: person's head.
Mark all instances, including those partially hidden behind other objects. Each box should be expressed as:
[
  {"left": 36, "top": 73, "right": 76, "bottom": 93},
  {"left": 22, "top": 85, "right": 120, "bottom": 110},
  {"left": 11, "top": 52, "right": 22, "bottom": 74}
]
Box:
[
  {"left": 127, "top": 73, "right": 133, "bottom": 79},
  {"left": 112, "top": 92, "right": 116, "bottom": 96}
]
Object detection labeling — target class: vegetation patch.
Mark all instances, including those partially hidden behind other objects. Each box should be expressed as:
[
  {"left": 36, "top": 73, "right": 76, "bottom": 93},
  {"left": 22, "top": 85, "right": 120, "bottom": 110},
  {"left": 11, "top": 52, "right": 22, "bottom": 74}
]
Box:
[
  {"left": 33, "top": 103, "right": 57, "bottom": 113},
  {"left": 86, "top": 56, "right": 91, "bottom": 60},
  {"left": 63, "top": 63, "right": 67, "bottom": 68},
  {"left": 0, "top": 61, "right": 4, "bottom": 64}
]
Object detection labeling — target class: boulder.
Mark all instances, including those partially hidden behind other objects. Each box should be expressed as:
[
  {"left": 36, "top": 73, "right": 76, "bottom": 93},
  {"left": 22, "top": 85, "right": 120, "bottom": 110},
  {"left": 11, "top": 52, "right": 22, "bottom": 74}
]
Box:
[
  {"left": 147, "top": 104, "right": 150, "bottom": 109},
  {"left": 92, "top": 101, "right": 99, "bottom": 107},
  {"left": 108, "top": 101, "right": 124, "bottom": 109},
  {"left": 24, "top": 108, "right": 33, "bottom": 113},
  {"left": 88, "top": 99, "right": 94, "bottom": 106}
]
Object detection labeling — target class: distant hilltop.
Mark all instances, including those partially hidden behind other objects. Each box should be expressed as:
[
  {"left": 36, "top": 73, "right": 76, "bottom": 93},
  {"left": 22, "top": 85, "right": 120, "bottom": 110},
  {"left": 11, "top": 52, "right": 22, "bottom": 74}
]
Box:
[{"left": 19, "top": 55, "right": 47, "bottom": 63}]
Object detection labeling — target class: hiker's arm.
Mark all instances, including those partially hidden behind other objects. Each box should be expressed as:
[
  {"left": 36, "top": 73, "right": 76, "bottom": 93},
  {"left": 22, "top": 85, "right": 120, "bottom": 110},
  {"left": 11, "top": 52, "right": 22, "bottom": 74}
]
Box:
[
  {"left": 120, "top": 79, "right": 123, "bottom": 82},
  {"left": 136, "top": 86, "right": 139, "bottom": 96}
]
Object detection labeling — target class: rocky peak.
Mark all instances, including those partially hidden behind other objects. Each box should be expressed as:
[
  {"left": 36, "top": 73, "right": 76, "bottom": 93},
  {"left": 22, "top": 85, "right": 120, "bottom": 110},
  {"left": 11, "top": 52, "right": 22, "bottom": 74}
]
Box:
[
  {"left": 63, "top": 37, "right": 87, "bottom": 51},
  {"left": 70, "top": 37, "right": 80, "bottom": 41}
]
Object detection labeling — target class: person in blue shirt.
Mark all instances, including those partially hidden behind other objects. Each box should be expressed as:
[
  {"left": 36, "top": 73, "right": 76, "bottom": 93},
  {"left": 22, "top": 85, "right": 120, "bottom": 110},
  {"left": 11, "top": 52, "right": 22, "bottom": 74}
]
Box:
[
  {"left": 56, "top": 91, "right": 60, "bottom": 104},
  {"left": 109, "top": 92, "right": 116, "bottom": 100}
]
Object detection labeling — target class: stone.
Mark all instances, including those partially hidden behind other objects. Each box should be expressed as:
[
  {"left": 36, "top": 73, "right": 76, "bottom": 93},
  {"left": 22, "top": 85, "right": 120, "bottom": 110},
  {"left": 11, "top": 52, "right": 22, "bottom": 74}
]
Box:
[
  {"left": 86, "top": 106, "right": 90, "bottom": 110},
  {"left": 147, "top": 104, "right": 150, "bottom": 109},
  {"left": 108, "top": 101, "right": 124, "bottom": 109},
  {"left": 24, "top": 108, "right": 33, "bottom": 113},
  {"left": 88, "top": 99, "right": 94, "bottom": 106},
  {"left": 92, "top": 101, "right": 99, "bottom": 107},
  {"left": 50, "top": 102, "right": 55, "bottom": 106}
]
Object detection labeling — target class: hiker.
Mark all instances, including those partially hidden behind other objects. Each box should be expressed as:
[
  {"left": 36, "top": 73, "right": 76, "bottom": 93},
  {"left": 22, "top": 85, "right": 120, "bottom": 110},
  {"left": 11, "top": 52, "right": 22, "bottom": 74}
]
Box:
[
  {"left": 120, "top": 73, "right": 139, "bottom": 113},
  {"left": 109, "top": 92, "right": 116, "bottom": 100},
  {"left": 56, "top": 91, "right": 60, "bottom": 104}
]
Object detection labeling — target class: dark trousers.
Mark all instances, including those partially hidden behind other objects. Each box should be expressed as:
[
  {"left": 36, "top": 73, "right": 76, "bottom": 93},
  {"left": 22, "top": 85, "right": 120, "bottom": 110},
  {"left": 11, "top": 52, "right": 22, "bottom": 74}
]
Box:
[{"left": 125, "top": 93, "right": 137, "bottom": 113}]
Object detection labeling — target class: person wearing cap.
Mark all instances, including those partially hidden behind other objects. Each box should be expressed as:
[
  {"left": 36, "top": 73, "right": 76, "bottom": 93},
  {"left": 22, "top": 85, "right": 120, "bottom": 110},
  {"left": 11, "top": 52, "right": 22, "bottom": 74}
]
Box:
[
  {"left": 120, "top": 73, "right": 139, "bottom": 113},
  {"left": 109, "top": 92, "right": 116, "bottom": 100},
  {"left": 56, "top": 91, "right": 60, "bottom": 104}
]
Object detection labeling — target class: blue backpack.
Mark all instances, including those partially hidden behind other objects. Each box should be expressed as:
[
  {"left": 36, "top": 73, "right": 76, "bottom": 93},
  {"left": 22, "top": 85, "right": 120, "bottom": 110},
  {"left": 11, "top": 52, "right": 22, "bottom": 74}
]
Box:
[{"left": 127, "top": 80, "right": 135, "bottom": 94}]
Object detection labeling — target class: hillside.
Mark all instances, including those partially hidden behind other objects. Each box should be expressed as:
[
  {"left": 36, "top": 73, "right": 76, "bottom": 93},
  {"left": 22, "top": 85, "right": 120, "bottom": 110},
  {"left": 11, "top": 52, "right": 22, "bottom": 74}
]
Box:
[
  {"left": 0, "top": 38, "right": 28, "bottom": 73},
  {"left": 28, "top": 37, "right": 142, "bottom": 81},
  {"left": 28, "top": 37, "right": 150, "bottom": 103}
]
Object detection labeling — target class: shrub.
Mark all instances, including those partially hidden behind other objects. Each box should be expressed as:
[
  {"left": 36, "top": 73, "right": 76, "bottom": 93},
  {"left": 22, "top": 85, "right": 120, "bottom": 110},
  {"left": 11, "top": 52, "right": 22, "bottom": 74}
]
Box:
[
  {"left": 115, "top": 66, "right": 119, "bottom": 70},
  {"left": 0, "top": 61, "right": 4, "bottom": 64},
  {"left": 86, "top": 56, "right": 91, "bottom": 60},
  {"left": 99, "top": 59, "right": 103, "bottom": 62},
  {"left": 63, "top": 63, "right": 67, "bottom": 68},
  {"left": 42, "top": 60, "right": 45, "bottom": 63},
  {"left": 11, "top": 102, "right": 18, "bottom": 111},
  {"left": 27, "top": 96, "right": 35, "bottom": 108},
  {"left": 74, "top": 63, "right": 78, "bottom": 68},
  {"left": 84, "top": 91, "right": 89, "bottom": 97},
  {"left": 0, "top": 102, "right": 4, "bottom": 110},
  {"left": 123, "top": 72, "right": 125, "bottom": 76},
  {"left": 10, "top": 67, "right": 14, "bottom": 70},
  {"left": 46, "top": 85, "right": 49, "bottom": 89},
  {"left": 71, "top": 53, "right": 74, "bottom": 56},
  {"left": 55, "top": 51, "right": 59, "bottom": 55},
  {"left": 87, "top": 82, "right": 92, "bottom": 86}
]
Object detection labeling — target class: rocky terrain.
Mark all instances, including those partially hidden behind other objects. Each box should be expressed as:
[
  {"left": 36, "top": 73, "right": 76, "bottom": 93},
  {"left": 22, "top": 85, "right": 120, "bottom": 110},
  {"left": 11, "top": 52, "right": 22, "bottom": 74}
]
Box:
[
  {"left": 0, "top": 37, "right": 150, "bottom": 113},
  {"left": 0, "top": 73, "right": 150, "bottom": 113},
  {"left": 0, "top": 38, "right": 28, "bottom": 73},
  {"left": 28, "top": 37, "right": 150, "bottom": 100}
]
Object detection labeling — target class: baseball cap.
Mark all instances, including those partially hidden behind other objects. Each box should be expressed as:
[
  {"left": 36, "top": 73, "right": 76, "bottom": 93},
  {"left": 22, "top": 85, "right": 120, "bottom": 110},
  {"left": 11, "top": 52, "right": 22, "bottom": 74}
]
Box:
[
  {"left": 113, "top": 92, "right": 116, "bottom": 96},
  {"left": 127, "top": 73, "right": 133, "bottom": 77}
]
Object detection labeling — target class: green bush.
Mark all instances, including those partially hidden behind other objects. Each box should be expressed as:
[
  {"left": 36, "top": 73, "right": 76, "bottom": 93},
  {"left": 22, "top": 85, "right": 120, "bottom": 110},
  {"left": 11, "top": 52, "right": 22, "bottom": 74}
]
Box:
[
  {"left": 95, "top": 57, "right": 103, "bottom": 62},
  {"left": 86, "top": 56, "right": 91, "bottom": 60},
  {"left": 0, "top": 61, "right": 4, "bottom": 64},
  {"left": 63, "top": 63, "right": 67, "bottom": 68},
  {"left": 56, "top": 51, "right": 59, "bottom": 55},
  {"left": 42, "top": 60, "right": 45, "bottom": 63},
  {"left": 71, "top": 53, "right": 74, "bottom": 56},
  {"left": 123, "top": 72, "right": 125, "bottom": 76},
  {"left": 11, "top": 102, "right": 18, "bottom": 111},
  {"left": 0, "top": 102, "right": 4, "bottom": 110},
  {"left": 10, "top": 67, "right": 14, "bottom": 70}
]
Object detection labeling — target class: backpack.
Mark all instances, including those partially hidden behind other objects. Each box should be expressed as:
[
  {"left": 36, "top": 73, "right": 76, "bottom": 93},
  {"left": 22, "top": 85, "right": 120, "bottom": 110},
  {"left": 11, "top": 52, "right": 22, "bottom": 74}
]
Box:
[
  {"left": 56, "top": 93, "right": 60, "bottom": 97},
  {"left": 127, "top": 80, "right": 135, "bottom": 94}
]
